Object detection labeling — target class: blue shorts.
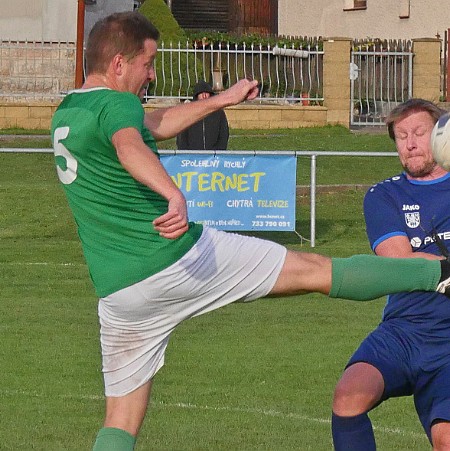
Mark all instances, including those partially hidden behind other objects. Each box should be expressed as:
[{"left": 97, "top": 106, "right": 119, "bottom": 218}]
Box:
[{"left": 347, "top": 321, "right": 450, "bottom": 440}]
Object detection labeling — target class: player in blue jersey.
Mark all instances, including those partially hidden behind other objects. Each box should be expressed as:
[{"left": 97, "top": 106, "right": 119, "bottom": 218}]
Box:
[
  {"left": 52, "top": 12, "right": 450, "bottom": 451},
  {"left": 332, "top": 99, "right": 450, "bottom": 450}
]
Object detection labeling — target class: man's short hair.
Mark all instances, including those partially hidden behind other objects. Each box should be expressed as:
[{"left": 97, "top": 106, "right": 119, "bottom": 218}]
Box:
[
  {"left": 85, "top": 11, "right": 160, "bottom": 76},
  {"left": 386, "top": 98, "right": 446, "bottom": 140}
]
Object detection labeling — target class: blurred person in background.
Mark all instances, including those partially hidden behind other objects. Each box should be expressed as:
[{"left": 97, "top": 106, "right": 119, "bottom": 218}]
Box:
[{"left": 176, "top": 80, "right": 229, "bottom": 150}]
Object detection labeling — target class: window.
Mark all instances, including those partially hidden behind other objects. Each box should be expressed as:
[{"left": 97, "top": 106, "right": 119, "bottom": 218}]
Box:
[
  {"left": 343, "top": 0, "right": 367, "bottom": 11},
  {"left": 399, "top": 0, "right": 410, "bottom": 18}
]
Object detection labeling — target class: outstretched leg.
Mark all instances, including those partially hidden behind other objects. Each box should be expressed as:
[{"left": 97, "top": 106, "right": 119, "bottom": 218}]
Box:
[{"left": 270, "top": 251, "right": 444, "bottom": 301}]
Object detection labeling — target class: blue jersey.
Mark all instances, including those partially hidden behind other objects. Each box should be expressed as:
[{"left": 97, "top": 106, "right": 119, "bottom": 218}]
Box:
[{"left": 364, "top": 172, "right": 450, "bottom": 341}]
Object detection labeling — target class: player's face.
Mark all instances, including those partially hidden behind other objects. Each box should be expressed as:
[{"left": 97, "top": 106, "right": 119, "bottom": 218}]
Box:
[
  {"left": 197, "top": 92, "right": 211, "bottom": 100},
  {"left": 393, "top": 110, "right": 438, "bottom": 179},
  {"left": 122, "top": 39, "right": 157, "bottom": 100}
]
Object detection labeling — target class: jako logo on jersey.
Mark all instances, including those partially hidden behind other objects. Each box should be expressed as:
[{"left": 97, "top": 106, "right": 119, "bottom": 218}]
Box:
[
  {"left": 402, "top": 204, "right": 420, "bottom": 211},
  {"left": 410, "top": 237, "right": 422, "bottom": 248},
  {"left": 405, "top": 212, "right": 420, "bottom": 228}
]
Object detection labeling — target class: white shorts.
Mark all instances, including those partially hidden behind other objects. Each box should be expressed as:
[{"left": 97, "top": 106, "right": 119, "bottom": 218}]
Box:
[{"left": 98, "top": 226, "right": 287, "bottom": 397}]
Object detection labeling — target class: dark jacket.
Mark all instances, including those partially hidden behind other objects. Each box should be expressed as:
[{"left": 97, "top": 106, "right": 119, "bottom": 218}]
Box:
[{"left": 176, "top": 81, "right": 229, "bottom": 150}]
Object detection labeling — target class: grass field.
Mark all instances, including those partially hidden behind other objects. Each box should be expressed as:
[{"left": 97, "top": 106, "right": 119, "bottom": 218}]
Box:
[{"left": 0, "top": 128, "right": 430, "bottom": 450}]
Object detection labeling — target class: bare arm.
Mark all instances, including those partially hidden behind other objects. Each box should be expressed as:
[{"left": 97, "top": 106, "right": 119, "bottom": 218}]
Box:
[
  {"left": 145, "top": 79, "right": 259, "bottom": 141},
  {"left": 375, "top": 235, "right": 442, "bottom": 260},
  {"left": 112, "top": 127, "right": 188, "bottom": 239}
]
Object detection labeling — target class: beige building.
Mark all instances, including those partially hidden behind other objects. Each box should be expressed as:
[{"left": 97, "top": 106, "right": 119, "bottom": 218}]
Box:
[
  {"left": 0, "top": 0, "right": 133, "bottom": 42},
  {"left": 0, "top": 0, "right": 445, "bottom": 129},
  {"left": 279, "top": 0, "right": 448, "bottom": 40},
  {"left": 0, "top": 0, "right": 77, "bottom": 42},
  {"left": 1, "top": 1, "right": 447, "bottom": 45}
]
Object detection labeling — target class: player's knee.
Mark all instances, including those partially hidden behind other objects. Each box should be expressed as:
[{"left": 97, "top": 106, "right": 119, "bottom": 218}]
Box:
[
  {"left": 332, "top": 383, "right": 374, "bottom": 417},
  {"left": 332, "top": 383, "right": 356, "bottom": 415},
  {"left": 432, "top": 436, "right": 450, "bottom": 451},
  {"left": 280, "top": 250, "right": 331, "bottom": 292},
  {"left": 431, "top": 421, "right": 450, "bottom": 451}
]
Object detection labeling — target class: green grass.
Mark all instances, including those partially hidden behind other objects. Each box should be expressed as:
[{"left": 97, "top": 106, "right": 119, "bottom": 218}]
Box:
[
  {"left": 0, "top": 127, "right": 50, "bottom": 135},
  {"left": 0, "top": 129, "right": 430, "bottom": 450}
]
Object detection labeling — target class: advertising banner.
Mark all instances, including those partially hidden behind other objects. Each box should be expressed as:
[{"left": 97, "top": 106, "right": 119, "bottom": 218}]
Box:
[{"left": 161, "top": 153, "right": 296, "bottom": 231}]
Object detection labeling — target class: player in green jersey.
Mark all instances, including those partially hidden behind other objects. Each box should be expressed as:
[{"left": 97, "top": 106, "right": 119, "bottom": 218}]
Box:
[{"left": 51, "top": 11, "right": 450, "bottom": 451}]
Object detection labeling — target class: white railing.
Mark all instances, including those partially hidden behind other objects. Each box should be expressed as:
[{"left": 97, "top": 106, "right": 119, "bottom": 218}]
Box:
[
  {"left": 0, "top": 38, "right": 323, "bottom": 105},
  {"left": 0, "top": 37, "right": 416, "bottom": 123},
  {"left": 350, "top": 39, "right": 413, "bottom": 126},
  {"left": 145, "top": 40, "right": 324, "bottom": 104}
]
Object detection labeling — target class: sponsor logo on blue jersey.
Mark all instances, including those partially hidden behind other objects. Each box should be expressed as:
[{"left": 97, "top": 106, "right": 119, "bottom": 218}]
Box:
[
  {"left": 405, "top": 212, "right": 420, "bottom": 228},
  {"left": 402, "top": 204, "right": 420, "bottom": 211}
]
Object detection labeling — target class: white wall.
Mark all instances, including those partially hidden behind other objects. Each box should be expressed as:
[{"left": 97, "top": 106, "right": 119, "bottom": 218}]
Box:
[
  {"left": 0, "top": 0, "right": 77, "bottom": 41},
  {"left": 279, "top": 0, "right": 448, "bottom": 40}
]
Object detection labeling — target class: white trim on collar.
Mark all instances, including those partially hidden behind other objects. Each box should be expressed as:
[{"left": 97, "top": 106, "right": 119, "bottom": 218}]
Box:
[{"left": 68, "top": 87, "right": 112, "bottom": 94}]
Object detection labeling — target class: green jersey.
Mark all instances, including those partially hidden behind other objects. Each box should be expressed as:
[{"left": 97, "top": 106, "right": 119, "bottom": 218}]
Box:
[{"left": 51, "top": 88, "right": 203, "bottom": 297}]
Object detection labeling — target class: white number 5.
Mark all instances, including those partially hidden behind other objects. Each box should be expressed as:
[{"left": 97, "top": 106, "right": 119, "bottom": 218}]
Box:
[{"left": 54, "top": 126, "right": 78, "bottom": 185}]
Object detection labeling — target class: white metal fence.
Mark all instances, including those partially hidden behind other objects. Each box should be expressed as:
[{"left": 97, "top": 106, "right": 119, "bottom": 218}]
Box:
[
  {"left": 350, "top": 39, "right": 413, "bottom": 126},
  {"left": 0, "top": 37, "right": 417, "bottom": 127},
  {"left": 0, "top": 38, "right": 324, "bottom": 105},
  {"left": 145, "top": 40, "right": 324, "bottom": 104}
]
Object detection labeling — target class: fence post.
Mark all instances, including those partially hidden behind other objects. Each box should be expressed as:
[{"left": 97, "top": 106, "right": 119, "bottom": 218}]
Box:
[
  {"left": 447, "top": 29, "right": 450, "bottom": 102},
  {"left": 412, "top": 37, "right": 441, "bottom": 102},
  {"left": 75, "top": 0, "right": 85, "bottom": 88},
  {"left": 323, "top": 37, "right": 352, "bottom": 128}
]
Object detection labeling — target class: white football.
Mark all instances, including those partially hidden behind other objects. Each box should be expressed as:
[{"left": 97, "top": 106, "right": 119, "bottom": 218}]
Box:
[{"left": 431, "top": 112, "right": 450, "bottom": 170}]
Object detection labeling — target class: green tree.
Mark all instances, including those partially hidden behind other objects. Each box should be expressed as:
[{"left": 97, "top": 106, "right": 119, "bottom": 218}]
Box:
[{"left": 138, "top": 0, "right": 187, "bottom": 44}]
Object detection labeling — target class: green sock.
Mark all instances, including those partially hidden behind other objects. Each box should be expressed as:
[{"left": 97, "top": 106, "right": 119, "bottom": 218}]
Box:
[
  {"left": 330, "top": 255, "right": 440, "bottom": 301},
  {"left": 93, "top": 427, "right": 136, "bottom": 451}
]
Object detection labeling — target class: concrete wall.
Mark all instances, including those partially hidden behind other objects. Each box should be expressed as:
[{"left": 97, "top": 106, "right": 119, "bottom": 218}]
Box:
[
  {"left": 0, "top": 0, "right": 77, "bottom": 42},
  {"left": 322, "top": 38, "right": 352, "bottom": 126},
  {"left": 0, "top": 102, "right": 328, "bottom": 131},
  {"left": 222, "top": 105, "right": 327, "bottom": 129},
  {"left": 0, "top": 41, "right": 77, "bottom": 102},
  {"left": 0, "top": 103, "right": 58, "bottom": 130},
  {"left": 279, "top": 0, "right": 446, "bottom": 40},
  {"left": 412, "top": 38, "right": 442, "bottom": 102}
]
